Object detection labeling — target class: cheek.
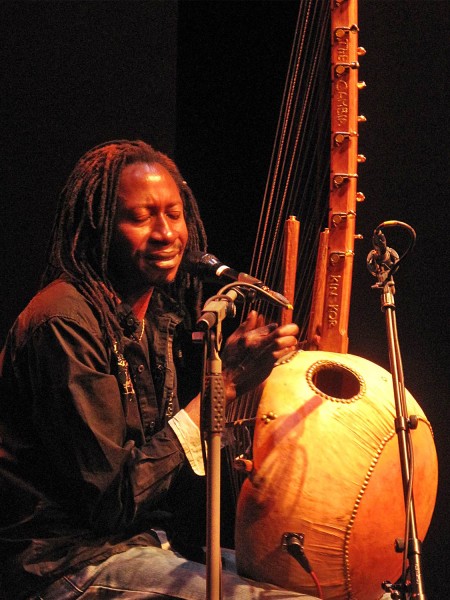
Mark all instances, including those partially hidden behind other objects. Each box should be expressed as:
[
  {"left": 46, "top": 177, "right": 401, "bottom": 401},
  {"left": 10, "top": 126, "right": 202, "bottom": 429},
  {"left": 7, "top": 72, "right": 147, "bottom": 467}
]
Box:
[
  {"left": 179, "top": 221, "right": 189, "bottom": 248},
  {"left": 109, "top": 227, "right": 147, "bottom": 272},
  {"left": 116, "top": 226, "right": 147, "bottom": 254}
]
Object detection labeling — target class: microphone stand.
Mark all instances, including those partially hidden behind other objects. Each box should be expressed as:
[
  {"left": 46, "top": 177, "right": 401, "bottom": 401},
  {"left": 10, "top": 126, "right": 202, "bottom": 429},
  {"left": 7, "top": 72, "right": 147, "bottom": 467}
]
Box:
[
  {"left": 194, "top": 281, "right": 291, "bottom": 599},
  {"left": 196, "top": 288, "right": 238, "bottom": 600},
  {"left": 367, "top": 229, "right": 427, "bottom": 600}
]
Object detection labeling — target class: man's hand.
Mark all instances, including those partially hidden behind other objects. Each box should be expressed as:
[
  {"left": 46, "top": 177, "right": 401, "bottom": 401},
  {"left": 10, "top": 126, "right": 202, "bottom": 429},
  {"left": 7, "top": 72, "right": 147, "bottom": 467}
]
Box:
[{"left": 221, "top": 310, "right": 299, "bottom": 402}]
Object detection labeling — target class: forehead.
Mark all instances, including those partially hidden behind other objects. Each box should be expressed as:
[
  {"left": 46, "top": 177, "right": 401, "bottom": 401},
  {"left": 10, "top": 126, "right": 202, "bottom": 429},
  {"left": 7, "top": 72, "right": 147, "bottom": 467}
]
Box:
[{"left": 117, "top": 162, "right": 181, "bottom": 199}]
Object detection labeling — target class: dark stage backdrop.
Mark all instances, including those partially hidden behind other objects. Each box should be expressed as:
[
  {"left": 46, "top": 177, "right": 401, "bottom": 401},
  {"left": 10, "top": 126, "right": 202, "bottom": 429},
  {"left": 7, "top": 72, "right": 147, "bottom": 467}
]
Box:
[
  {"left": 1, "top": 1, "right": 449, "bottom": 598},
  {"left": 0, "top": 0, "right": 178, "bottom": 337}
]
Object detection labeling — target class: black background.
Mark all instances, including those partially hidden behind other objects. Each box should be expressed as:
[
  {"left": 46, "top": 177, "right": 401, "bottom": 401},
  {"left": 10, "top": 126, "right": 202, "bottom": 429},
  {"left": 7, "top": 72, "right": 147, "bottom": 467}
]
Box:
[{"left": 1, "top": 1, "right": 449, "bottom": 598}]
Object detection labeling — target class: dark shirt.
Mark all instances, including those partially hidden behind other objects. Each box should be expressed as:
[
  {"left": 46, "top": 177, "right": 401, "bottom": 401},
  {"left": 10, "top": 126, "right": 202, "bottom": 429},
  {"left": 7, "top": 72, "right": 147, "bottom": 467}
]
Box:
[{"left": 0, "top": 279, "right": 198, "bottom": 599}]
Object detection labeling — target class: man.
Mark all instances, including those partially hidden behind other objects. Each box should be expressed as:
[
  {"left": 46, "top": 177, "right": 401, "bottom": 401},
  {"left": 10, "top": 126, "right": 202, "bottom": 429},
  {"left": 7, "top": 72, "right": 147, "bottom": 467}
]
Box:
[{"left": 0, "top": 140, "right": 318, "bottom": 599}]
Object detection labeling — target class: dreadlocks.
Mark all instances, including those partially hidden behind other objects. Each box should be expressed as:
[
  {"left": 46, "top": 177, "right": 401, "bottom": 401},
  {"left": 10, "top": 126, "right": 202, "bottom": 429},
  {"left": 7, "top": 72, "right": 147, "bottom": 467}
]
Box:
[{"left": 41, "top": 139, "right": 207, "bottom": 350}]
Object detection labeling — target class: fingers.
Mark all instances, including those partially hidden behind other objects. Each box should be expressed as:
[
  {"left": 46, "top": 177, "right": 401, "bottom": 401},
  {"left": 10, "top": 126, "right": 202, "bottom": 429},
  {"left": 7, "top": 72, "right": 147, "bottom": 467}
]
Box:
[
  {"left": 221, "top": 315, "right": 299, "bottom": 400},
  {"left": 255, "top": 313, "right": 265, "bottom": 329},
  {"left": 240, "top": 327, "right": 298, "bottom": 374},
  {"left": 261, "top": 322, "right": 298, "bottom": 360},
  {"left": 266, "top": 334, "right": 298, "bottom": 361},
  {"left": 271, "top": 321, "right": 299, "bottom": 338},
  {"left": 243, "top": 310, "right": 259, "bottom": 332},
  {"left": 246, "top": 321, "right": 299, "bottom": 348},
  {"left": 272, "top": 342, "right": 298, "bottom": 361},
  {"left": 234, "top": 311, "right": 298, "bottom": 339},
  {"left": 222, "top": 313, "right": 299, "bottom": 368},
  {"left": 229, "top": 311, "right": 258, "bottom": 340}
]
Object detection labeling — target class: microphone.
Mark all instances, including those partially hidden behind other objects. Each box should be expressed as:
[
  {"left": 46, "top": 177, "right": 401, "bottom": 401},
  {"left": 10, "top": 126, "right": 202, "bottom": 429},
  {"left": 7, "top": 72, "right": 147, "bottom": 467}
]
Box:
[
  {"left": 367, "top": 227, "right": 399, "bottom": 275},
  {"left": 372, "top": 228, "right": 399, "bottom": 266},
  {"left": 372, "top": 229, "right": 389, "bottom": 264},
  {"left": 183, "top": 251, "right": 293, "bottom": 309}
]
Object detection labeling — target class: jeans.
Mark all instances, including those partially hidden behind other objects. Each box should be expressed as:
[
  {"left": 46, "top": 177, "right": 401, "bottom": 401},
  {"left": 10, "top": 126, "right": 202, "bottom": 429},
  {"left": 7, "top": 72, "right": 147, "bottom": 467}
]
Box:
[{"left": 29, "top": 545, "right": 321, "bottom": 599}]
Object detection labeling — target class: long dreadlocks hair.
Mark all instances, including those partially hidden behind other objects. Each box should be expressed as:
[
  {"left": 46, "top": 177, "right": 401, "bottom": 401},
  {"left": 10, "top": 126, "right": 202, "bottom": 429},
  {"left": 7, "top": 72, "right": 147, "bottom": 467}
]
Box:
[{"left": 41, "top": 139, "right": 207, "bottom": 351}]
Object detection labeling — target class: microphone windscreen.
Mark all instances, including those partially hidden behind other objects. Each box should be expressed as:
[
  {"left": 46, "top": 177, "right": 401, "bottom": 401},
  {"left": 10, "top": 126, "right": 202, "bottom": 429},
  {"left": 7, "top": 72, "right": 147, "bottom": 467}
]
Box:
[{"left": 182, "top": 251, "right": 222, "bottom": 276}]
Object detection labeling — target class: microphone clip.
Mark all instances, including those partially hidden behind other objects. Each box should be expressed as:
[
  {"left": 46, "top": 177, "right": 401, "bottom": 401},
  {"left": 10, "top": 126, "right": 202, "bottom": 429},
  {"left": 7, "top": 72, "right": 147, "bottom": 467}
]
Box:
[
  {"left": 183, "top": 251, "right": 293, "bottom": 310},
  {"left": 196, "top": 289, "right": 238, "bottom": 333},
  {"left": 367, "top": 228, "right": 399, "bottom": 284},
  {"left": 367, "top": 246, "right": 399, "bottom": 276}
]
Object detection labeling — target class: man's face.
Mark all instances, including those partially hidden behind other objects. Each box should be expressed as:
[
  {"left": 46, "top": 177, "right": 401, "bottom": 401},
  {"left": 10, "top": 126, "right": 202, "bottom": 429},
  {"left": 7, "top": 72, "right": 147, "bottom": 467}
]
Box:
[{"left": 108, "top": 162, "right": 188, "bottom": 294}]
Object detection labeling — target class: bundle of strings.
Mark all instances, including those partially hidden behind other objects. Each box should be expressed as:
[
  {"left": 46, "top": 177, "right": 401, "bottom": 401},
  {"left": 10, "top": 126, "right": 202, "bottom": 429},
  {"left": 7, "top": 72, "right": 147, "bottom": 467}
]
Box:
[
  {"left": 226, "top": 0, "right": 331, "bottom": 505},
  {"left": 250, "top": 0, "right": 331, "bottom": 339}
]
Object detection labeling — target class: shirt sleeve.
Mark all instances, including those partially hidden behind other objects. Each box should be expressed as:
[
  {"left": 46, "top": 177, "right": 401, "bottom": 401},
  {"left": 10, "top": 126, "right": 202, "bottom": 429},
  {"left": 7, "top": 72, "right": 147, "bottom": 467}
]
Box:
[
  {"left": 169, "top": 409, "right": 205, "bottom": 476},
  {"left": 21, "top": 314, "right": 187, "bottom": 533}
]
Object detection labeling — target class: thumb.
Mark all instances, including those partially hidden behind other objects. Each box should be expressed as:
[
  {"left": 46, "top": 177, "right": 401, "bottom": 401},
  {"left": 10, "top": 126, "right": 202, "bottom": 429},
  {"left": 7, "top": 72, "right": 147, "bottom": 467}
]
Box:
[{"left": 241, "top": 310, "right": 259, "bottom": 333}]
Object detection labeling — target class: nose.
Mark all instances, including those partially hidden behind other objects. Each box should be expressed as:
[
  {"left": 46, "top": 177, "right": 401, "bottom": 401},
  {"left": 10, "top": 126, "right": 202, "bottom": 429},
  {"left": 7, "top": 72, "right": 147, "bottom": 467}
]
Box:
[{"left": 150, "top": 214, "right": 175, "bottom": 242}]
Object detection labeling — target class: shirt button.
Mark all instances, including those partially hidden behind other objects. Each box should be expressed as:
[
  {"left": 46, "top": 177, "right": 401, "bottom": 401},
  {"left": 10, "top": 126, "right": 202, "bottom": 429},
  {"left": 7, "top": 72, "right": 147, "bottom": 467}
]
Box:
[{"left": 137, "top": 364, "right": 145, "bottom": 373}]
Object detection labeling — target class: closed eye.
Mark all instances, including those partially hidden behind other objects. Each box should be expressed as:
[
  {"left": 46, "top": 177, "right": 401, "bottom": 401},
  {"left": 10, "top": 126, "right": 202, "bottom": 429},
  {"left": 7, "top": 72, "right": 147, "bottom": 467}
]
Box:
[{"left": 167, "top": 211, "right": 183, "bottom": 220}]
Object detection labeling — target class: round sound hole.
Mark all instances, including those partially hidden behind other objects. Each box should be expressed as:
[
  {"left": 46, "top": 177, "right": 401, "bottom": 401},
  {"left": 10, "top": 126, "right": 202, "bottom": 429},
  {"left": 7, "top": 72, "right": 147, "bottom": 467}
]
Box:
[{"left": 308, "top": 360, "right": 364, "bottom": 401}]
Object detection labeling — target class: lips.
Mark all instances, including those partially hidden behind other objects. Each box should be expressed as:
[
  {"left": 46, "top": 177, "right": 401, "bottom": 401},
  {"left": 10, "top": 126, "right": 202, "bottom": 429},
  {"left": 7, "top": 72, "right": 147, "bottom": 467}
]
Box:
[
  {"left": 146, "top": 250, "right": 179, "bottom": 260},
  {"left": 145, "top": 250, "right": 182, "bottom": 269}
]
